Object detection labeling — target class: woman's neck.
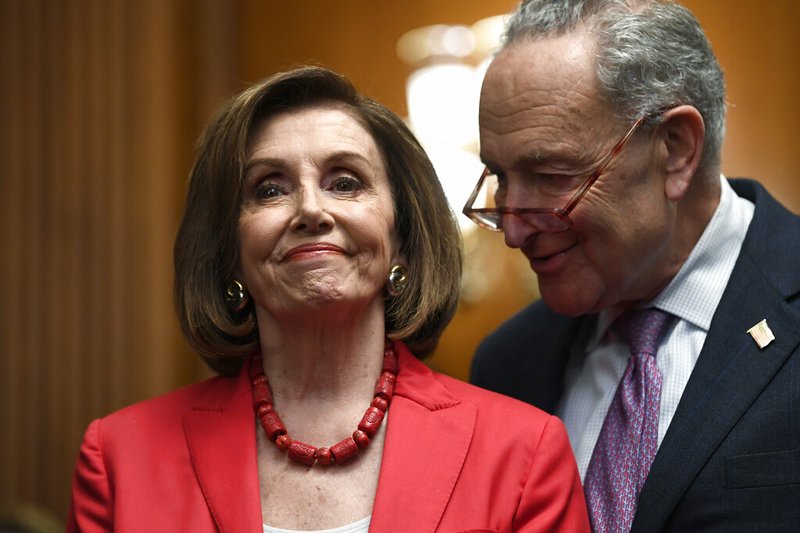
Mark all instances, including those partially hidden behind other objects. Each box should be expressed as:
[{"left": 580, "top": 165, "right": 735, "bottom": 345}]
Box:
[{"left": 254, "top": 297, "right": 387, "bottom": 403}]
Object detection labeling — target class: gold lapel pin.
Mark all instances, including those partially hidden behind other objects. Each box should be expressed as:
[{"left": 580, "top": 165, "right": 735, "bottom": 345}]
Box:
[{"left": 747, "top": 319, "right": 775, "bottom": 349}]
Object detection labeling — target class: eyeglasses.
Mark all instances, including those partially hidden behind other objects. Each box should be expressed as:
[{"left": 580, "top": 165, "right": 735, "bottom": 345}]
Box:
[{"left": 462, "top": 115, "right": 649, "bottom": 232}]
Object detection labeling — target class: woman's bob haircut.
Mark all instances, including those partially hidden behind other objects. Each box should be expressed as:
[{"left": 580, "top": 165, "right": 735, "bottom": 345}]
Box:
[{"left": 174, "top": 66, "right": 462, "bottom": 376}]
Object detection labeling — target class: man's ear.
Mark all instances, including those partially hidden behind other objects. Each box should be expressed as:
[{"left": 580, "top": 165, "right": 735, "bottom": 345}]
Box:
[{"left": 658, "top": 105, "right": 705, "bottom": 201}]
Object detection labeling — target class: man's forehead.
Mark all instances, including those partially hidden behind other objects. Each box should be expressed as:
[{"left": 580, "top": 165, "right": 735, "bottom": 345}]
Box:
[
  {"left": 481, "top": 41, "right": 602, "bottom": 123},
  {"left": 488, "top": 33, "right": 597, "bottom": 86}
]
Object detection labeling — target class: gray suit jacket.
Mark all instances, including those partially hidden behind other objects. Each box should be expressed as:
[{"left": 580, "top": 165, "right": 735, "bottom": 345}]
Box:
[{"left": 471, "top": 179, "right": 800, "bottom": 531}]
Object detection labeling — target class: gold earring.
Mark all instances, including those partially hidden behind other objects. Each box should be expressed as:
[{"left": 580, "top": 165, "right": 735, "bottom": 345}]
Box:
[
  {"left": 387, "top": 265, "right": 408, "bottom": 297},
  {"left": 225, "top": 280, "right": 249, "bottom": 312}
]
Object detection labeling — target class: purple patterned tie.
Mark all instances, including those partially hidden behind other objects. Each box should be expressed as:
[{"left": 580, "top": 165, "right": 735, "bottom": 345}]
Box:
[{"left": 584, "top": 308, "right": 672, "bottom": 533}]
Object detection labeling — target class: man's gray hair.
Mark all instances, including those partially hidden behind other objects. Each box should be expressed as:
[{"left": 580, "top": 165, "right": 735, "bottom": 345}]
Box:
[{"left": 502, "top": 0, "right": 726, "bottom": 171}]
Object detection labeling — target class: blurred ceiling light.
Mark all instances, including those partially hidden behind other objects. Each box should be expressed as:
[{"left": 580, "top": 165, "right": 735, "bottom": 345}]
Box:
[
  {"left": 398, "top": 17, "right": 505, "bottom": 231},
  {"left": 470, "top": 15, "right": 507, "bottom": 57},
  {"left": 406, "top": 63, "right": 479, "bottom": 146},
  {"left": 397, "top": 24, "right": 475, "bottom": 65}
]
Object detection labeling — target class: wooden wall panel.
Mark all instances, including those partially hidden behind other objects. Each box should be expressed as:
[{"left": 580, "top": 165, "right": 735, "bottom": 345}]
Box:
[
  {"left": 0, "top": 0, "right": 236, "bottom": 525},
  {"left": 238, "top": 0, "right": 519, "bottom": 114},
  {"left": 683, "top": 0, "right": 800, "bottom": 212}
]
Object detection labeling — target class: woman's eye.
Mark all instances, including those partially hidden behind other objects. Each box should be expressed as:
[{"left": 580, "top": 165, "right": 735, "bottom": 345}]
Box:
[
  {"left": 330, "top": 174, "right": 364, "bottom": 194},
  {"left": 254, "top": 182, "right": 284, "bottom": 201}
]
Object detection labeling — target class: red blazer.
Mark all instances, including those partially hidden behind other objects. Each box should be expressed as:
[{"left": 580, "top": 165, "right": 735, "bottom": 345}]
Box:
[{"left": 69, "top": 343, "right": 589, "bottom": 532}]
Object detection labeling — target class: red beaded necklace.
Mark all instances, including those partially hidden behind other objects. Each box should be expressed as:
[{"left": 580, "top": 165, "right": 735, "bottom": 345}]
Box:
[{"left": 249, "top": 339, "right": 398, "bottom": 466}]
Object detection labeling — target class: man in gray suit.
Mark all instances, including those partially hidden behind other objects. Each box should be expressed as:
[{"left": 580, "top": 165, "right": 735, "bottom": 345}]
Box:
[{"left": 467, "top": 1, "right": 800, "bottom": 531}]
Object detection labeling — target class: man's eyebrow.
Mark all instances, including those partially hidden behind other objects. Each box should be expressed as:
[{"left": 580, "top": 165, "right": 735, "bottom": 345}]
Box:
[{"left": 480, "top": 151, "right": 549, "bottom": 170}]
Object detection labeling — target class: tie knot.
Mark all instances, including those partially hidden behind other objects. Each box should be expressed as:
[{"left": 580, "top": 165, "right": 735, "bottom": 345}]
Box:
[{"left": 617, "top": 308, "right": 672, "bottom": 357}]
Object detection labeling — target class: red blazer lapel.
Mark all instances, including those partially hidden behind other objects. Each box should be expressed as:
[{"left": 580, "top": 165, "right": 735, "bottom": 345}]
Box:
[
  {"left": 370, "top": 345, "right": 477, "bottom": 532},
  {"left": 183, "top": 363, "right": 263, "bottom": 532}
]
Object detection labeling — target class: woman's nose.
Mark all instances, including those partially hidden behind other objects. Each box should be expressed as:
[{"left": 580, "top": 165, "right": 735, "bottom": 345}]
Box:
[{"left": 292, "top": 187, "right": 334, "bottom": 232}]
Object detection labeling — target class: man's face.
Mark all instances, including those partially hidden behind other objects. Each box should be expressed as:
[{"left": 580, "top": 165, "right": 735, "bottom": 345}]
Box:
[{"left": 478, "top": 34, "right": 680, "bottom": 316}]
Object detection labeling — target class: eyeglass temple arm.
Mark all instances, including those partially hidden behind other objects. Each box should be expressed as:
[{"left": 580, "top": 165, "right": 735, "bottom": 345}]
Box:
[{"left": 561, "top": 115, "right": 648, "bottom": 214}]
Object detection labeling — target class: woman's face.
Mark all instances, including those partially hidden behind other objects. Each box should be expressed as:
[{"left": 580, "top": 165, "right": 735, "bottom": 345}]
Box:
[{"left": 238, "top": 105, "right": 400, "bottom": 318}]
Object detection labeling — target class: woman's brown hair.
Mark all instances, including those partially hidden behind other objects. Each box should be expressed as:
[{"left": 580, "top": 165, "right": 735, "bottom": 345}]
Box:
[{"left": 174, "top": 66, "right": 462, "bottom": 375}]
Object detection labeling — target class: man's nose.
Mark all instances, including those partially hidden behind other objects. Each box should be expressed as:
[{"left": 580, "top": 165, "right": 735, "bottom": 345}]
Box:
[
  {"left": 502, "top": 213, "right": 537, "bottom": 248},
  {"left": 499, "top": 179, "right": 541, "bottom": 247}
]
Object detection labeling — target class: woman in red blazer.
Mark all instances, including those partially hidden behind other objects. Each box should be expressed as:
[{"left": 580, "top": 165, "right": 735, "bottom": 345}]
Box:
[{"left": 69, "top": 66, "right": 589, "bottom": 533}]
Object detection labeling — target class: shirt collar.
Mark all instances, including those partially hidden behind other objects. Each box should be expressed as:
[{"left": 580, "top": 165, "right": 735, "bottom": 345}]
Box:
[{"left": 652, "top": 174, "right": 753, "bottom": 330}]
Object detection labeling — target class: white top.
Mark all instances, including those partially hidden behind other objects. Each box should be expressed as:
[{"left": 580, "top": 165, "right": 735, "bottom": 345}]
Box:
[
  {"left": 263, "top": 516, "right": 371, "bottom": 533},
  {"left": 557, "top": 175, "right": 755, "bottom": 479}
]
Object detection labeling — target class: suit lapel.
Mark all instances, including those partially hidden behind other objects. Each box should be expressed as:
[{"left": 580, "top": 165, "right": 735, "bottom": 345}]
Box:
[
  {"left": 634, "top": 183, "right": 800, "bottom": 531},
  {"left": 183, "top": 365, "right": 263, "bottom": 532},
  {"left": 370, "top": 346, "right": 476, "bottom": 532},
  {"left": 476, "top": 303, "right": 587, "bottom": 413},
  {"left": 522, "top": 308, "right": 589, "bottom": 413}
]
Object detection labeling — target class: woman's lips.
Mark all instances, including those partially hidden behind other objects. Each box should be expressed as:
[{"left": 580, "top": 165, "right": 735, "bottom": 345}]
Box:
[{"left": 283, "top": 243, "right": 345, "bottom": 261}]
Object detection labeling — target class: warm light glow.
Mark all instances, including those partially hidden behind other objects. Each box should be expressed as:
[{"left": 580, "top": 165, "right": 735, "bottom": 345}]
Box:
[
  {"left": 399, "top": 17, "right": 505, "bottom": 232},
  {"left": 471, "top": 15, "right": 507, "bottom": 57},
  {"left": 396, "top": 24, "right": 475, "bottom": 65},
  {"left": 406, "top": 64, "right": 480, "bottom": 146},
  {"left": 425, "top": 146, "right": 484, "bottom": 231}
]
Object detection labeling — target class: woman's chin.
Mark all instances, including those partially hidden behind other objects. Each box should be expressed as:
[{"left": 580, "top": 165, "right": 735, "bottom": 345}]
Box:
[{"left": 272, "top": 287, "right": 381, "bottom": 315}]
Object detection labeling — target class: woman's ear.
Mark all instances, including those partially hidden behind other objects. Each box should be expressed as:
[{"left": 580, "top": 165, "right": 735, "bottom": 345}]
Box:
[
  {"left": 389, "top": 253, "right": 408, "bottom": 272},
  {"left": 658, "top": 105, "right": 705, "bottom": 201},
  {"left": 231, "top": 267, "right": 244, "bottom": 285},
  {"left": 390, "top": 234, "right": 406, "bottom": 268}
]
